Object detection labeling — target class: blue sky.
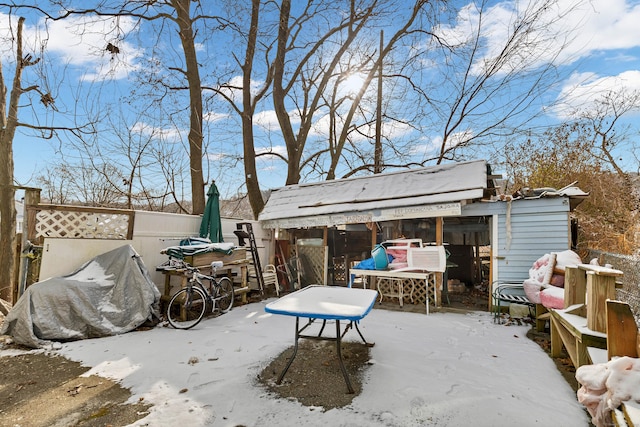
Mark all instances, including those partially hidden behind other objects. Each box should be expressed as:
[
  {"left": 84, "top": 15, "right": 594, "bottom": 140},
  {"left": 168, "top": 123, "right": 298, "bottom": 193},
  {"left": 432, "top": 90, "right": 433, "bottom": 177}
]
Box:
[{"left": 2, "top": 0, "right": 640, "bottom": 200}]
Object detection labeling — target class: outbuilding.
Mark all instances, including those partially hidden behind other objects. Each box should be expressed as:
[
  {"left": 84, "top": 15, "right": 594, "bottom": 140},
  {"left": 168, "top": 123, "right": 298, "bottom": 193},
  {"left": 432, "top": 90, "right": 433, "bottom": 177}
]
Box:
[{"left": 259, "top": 160, "right": 587, "bottom": 310}]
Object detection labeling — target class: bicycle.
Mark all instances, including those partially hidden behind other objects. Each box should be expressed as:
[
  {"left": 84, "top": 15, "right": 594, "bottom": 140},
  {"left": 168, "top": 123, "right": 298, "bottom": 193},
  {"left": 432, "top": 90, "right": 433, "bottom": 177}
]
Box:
[{"left": 165, "top": 260, "right": 235, "bottom": 329}]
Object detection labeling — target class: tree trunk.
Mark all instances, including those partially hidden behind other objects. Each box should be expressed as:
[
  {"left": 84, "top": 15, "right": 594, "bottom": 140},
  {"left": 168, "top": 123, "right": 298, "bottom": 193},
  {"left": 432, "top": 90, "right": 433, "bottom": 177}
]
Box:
[
  {"left": 0, "top": 148, "right": 17, "bottom": 303},
  {"left": 272, "top": 0, "right": 302, "bottom": 185},
  {"left": 242, "top": 0, "right": 265, "bottom": 219},
  {"left": 172, "top": 0, "right": 205, "bottom": 214},
  {"left": 0, "top": 17, "right": 25, "bottom": 303}
]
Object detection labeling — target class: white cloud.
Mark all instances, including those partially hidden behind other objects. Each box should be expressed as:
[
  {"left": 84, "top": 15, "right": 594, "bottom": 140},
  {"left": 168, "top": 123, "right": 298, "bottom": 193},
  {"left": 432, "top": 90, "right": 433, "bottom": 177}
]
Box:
[
  {"left": 0, "top": 13, "right": 142, "bottom": 81},
  {"left": 435, "top": 0, "right": 640, "bottom": 74},
  {"left": 552, "top": 70, "right": 640, "bottom": 119},
  {"left": 203, "top": 112, "right": 229, "bottom": 123},
  {"left": 304, "top": 107, "right": 415, "bottom": 143},
  {"left": 205, "top": 152, "right": 226, "bottom": 161},
  {"left": 130, "top": 121, "right": 182, "bottom": 141},
  {"left": 254, "top": 108, "right": 301, "bottom": 132},
  {"left": 254, "top": 110, "right": 280, "bottom": 131},
  {"left": 383, "top": 121, "right": 416, "bottom": 140},
  {"left": 569, "top": 0, "right": 640, "bottom": 52},
  {"left": 307, "top": 112, "right": 332, "bottom": 138},
  {"left": 410, "top": 130, "right": 474, "bottom": 157}
]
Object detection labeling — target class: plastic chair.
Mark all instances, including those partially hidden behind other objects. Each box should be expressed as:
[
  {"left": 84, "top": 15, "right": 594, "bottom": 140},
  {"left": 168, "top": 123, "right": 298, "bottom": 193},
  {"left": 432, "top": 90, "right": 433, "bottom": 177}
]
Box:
[
  {"left": 263, "top": 264, "right": 279, "bottom": 296},
  {"left": 393, "top": 246, "right": 447, "bottom": 314}
]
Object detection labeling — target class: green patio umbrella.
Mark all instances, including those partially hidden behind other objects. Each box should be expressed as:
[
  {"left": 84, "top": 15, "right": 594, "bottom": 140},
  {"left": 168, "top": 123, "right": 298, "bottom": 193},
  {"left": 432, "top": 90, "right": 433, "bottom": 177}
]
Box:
[{"left": 199, "top": 182, "right": 224, "bottom": 243}]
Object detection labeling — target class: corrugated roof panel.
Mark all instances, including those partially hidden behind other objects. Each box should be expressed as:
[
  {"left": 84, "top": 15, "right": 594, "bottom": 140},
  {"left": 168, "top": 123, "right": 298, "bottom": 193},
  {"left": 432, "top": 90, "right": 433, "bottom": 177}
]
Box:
[{"left": 260, "top": 160, "right": 489, "bottom": 225}]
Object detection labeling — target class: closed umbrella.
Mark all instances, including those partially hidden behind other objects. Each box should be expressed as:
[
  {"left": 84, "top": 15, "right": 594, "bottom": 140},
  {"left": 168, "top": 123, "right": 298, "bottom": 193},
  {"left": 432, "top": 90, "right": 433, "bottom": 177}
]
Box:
[{"left": 199, "top": 182, "right": 224, "bottom": 243}]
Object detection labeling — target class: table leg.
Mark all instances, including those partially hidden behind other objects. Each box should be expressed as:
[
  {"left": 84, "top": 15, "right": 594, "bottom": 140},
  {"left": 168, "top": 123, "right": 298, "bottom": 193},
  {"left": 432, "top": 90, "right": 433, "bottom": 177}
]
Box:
[
  {"left": 277, "top": 316, "right": 373, "bottom": 394},
  {"left": 407, "top": 279, "right": 415, "bottom": 303},
  {"left": 335, "top": 320, "right": 354, "bottom": 394},
  {"left": 318, "top": 319, "right": 327, "bottom": 336},
  {"left": 376, "top": 277, "right": 384, "bottom": 303},
  {"left": 342, "top": 321, "right": 375, "bottom": 348},
  {"left": 276, "top": 317, "right": 300, "bottom": 385}
]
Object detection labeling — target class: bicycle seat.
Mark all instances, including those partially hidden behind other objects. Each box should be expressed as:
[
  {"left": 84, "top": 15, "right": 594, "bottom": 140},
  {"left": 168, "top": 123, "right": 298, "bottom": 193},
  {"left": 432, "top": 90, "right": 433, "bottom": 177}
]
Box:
[{"left": 210, "top": 261, "right": 224, "bottom": 270}]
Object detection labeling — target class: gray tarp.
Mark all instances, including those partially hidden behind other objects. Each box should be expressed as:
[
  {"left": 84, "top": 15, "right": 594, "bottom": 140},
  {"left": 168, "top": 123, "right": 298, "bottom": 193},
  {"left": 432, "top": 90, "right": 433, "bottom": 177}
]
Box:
[{"left": 1, "top": 244, "right": 161, "bottom": 348}]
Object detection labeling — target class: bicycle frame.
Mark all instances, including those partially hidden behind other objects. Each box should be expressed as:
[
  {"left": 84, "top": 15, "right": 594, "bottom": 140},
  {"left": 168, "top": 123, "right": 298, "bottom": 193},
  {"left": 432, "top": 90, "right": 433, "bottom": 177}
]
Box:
[
  {"left": 186, "top": 263, "right": 230, "bottom": 309},
  {"left": 190, "top": 271, "right": 220, "bottom": 307},
  {"left": 165, "top": 260, "right": 235, "bottom": 329}
]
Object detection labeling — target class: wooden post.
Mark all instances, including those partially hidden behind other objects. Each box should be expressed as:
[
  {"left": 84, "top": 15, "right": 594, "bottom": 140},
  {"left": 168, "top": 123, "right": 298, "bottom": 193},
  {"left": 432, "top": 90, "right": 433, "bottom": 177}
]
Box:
[
  {"left": 563, "top": 266, "right": 586, "bottom": 308},
  {"left": 435, "top": 217, "right": 443, "bottom": 307},
  {"left": 606, "top": 300, "right": 640, "bottom": 359},
  {"left": 586, "top": 272, "right": 617, "bottom": 333}
]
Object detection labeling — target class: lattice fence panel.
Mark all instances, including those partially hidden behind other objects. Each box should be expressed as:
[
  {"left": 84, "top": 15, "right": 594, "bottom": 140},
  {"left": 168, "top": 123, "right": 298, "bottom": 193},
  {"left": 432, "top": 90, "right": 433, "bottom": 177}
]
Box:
[
  {"left": 376, "top": 276, "right": 436, "bottom": 307},
  {"left": 36, "top": 210, "right": 130, "bottom": 240},
  {"left": 332, "top": 256, "right": 347, "bottom": 284},
  {"left": 296, "top": 245, "right": 326, "bottom": 285},
  {"left": 411, "top": 277, "right": 437, "bottom": 307}
]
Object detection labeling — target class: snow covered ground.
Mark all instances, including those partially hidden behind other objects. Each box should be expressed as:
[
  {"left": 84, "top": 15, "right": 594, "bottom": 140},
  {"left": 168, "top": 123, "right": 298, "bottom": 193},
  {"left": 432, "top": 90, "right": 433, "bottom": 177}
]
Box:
[{"left": 4, "top": 301, "right": 590, "bottom": 426}]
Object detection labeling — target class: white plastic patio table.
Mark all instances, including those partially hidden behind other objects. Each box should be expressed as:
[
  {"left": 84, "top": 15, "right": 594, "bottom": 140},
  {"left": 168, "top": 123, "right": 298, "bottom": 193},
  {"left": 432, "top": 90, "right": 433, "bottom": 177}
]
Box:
[{"left": 264, "top": 285, "right": 378, "bottom": 393}]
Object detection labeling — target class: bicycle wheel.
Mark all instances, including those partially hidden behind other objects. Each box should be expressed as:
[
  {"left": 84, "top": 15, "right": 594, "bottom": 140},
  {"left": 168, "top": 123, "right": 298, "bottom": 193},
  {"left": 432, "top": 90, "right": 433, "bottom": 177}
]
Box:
[
  {"left": 216, "top": 277, "right": 234, "bottom": 313},
  {"left": 166, "top": 286, "right": 207, "bottom": 329}
]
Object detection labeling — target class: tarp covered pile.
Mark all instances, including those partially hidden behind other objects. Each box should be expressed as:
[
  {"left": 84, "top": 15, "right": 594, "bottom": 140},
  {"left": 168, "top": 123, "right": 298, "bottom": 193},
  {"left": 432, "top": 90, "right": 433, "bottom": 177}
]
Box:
[{"left": 0, "top": 245, "right": 160, "bottom": 348}]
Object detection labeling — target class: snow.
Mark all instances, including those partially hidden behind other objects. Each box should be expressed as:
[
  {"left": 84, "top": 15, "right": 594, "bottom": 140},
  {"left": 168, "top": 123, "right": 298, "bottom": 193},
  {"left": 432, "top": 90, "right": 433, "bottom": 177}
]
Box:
[
  {"left": 1, "top": 301, "right": 589, "bottom": 426},
  {"left": 65, "top": 261, "right": 115, "bottom": 287},
  {"left": 264, "top": 286, "right": 378, "bottom": 320}
]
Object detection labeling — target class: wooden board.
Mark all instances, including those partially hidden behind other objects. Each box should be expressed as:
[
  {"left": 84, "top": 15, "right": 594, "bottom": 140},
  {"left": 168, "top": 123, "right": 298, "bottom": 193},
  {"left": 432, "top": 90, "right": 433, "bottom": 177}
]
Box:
[
  {"left": 606, "top": 300, "right": 640, "bottom": 359},
  {"left": 184, "top": 247, "right": 246, "bottom": 267},
  {"left": 587, "top": 272, "right": 618, "bottom": 333},
  {"left": 549, "top": 304, "right": 607, "bottom": 368}
]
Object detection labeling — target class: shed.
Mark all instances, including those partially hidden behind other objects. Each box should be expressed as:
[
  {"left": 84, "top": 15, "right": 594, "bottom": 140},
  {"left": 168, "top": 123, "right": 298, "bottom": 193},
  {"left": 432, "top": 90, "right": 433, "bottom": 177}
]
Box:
[
  {"left": 260, "top": 160, "right": 494, "bottom": 228},
  {"left": 259, "top": 160, "right": 587, "bottom": 308}
]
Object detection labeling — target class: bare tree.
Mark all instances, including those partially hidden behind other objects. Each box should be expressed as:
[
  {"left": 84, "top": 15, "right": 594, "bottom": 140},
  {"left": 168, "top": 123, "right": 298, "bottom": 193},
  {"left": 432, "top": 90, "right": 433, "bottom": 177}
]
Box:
[
  {"left": 48, "top": 107, "right": 195, "bottom": 210},
  {"left": 271, "top": 0, "right": 387, "bottom": 185},
  {"left": 0, "top": 16, "right": 93, "bottom": 301},
  {"left": 415, "top": 0, "right": 581, "bottom": 164},
  {"left": 205, "top": 0, "right": 276, "bottom": 218},
  {"left": 579, "top": 90, "right": 640, "bottom": 176},
  {"left": 2, "top": 1, "right": 238, "bottom": 215}
]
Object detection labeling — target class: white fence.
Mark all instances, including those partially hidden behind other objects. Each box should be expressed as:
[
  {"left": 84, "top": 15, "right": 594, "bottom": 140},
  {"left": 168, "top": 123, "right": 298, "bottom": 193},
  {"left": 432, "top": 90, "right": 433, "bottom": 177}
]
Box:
[{"left": 37, "top": 210, "right": 273, "bottom": 293}]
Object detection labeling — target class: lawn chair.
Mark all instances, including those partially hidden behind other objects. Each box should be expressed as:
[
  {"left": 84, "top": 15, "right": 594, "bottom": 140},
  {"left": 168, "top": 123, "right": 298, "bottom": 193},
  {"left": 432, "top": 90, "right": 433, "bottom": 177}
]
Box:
[{"left": 492, "top": 281, "right": 535, "bottom": 323}]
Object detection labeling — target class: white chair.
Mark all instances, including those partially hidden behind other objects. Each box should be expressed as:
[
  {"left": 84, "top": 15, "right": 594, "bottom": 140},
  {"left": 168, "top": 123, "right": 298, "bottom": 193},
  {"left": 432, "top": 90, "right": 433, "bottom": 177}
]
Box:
[
  {"left": 394, "top": 246, "right": 447, "bottom": 314},
  {"left": 262, "top": 264, "right": 279, "bottom": 296},
  {"left": 402, "top": 246, "right": 447, "bottom": 272}
]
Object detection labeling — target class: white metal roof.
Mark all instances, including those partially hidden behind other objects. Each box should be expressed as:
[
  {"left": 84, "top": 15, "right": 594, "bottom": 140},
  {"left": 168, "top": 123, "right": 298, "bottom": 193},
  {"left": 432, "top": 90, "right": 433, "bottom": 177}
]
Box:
[{"left": 259, "top": 160, "right": 491, "bottom": 229}]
